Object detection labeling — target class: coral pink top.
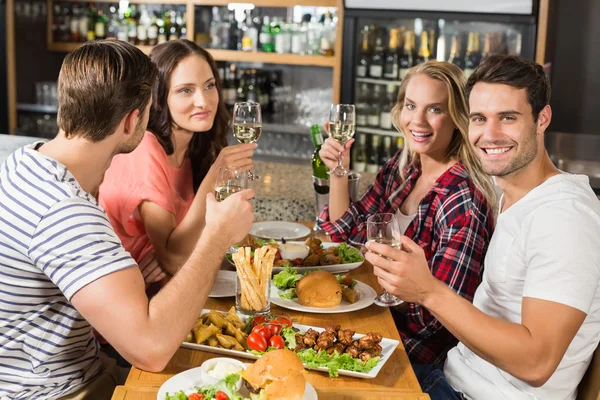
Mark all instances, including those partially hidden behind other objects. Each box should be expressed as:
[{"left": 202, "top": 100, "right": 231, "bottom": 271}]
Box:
[{"left": 99, "top": 131, "right": 195, "bottom": 263}]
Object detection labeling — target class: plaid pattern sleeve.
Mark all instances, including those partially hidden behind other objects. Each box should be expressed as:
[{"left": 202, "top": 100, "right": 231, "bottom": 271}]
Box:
[
  {"left": 317, "top": 153, "right": 405, "bottom": 247},
  {"left": 402, "top": 180, "right": 493, "bottom": 365}
]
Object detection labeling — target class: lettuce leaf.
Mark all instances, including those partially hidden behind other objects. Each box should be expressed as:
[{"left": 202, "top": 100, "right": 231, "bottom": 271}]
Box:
[
  {"left": 296, "top": 348, "right": 380, "bottom": 378},
  {"left": 278, "top": 288, "right": 297, "bottom": 299},
  {"left": 272, "top": 265, "right": 302, "bottom": 290},
  {"left": 336, "top": 243, "right": 363, "bottom": 264},
  {"left": 194, "top": 373, "right": 247, "bottom": 400},
  {"left": 281, "top": 327, "right": 297, "bottom": 350},
  {"left": 164, "top": 391, "right": 188, "bottom": 400}
]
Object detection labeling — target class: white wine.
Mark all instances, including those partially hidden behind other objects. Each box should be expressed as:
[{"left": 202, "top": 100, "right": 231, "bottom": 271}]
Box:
[
  {"left": 215, "top": 185, "right": 244, "bottom": 202},
  {"left": 329, "top": 121, "right": 356, "bottom": 144},
  {"left": 368, "top": 238, "right": 402, "bottom": 249},
  {"left": 233, "top": 123, "right": 262, "bottom": 144}
]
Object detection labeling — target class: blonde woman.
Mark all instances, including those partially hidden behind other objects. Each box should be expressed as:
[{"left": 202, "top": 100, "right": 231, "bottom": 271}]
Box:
[{"left": 318, "top": 61, "right": 496, "bottom": 365}]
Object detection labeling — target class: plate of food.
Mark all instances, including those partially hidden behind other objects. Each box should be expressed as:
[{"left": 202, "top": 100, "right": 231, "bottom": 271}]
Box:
[
  {"left": 180, "top": 307, "right": 399, "bottom": 379},
  {"left": 270, "top": 268, "right": 377, "bottom": 314},
  {"left": 227, "top": 238, "right": 364, "bottom": 274},
  {"left": 158, "top": 351, "right": 318, "bottom": 400},
  {"left": 209, "top": 270, "right": 237, "bottom": 298},
  {"left": 250, "top": 221, "right": 311, "bottom": 240}
]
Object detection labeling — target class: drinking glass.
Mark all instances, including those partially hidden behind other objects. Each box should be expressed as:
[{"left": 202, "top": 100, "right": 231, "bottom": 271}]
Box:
[
  {"left": 232, "top": 102, "right": 262, "bottom": 181},
  {"left": 366, "top": 213, "right": 404, "bottom": 307},
  {"left": 328, "top": 104, "right": 356, "bottom": 176},
  {"left": 214, "top": 166, "right": 248, "bottom": 202}
]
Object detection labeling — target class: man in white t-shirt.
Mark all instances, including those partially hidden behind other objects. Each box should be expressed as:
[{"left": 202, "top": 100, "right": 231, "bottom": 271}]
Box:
[
  {"left": 365, "top": 55, "right": 600, "bottom": 400},
  {"left": 0, "top": 41, "right": 255, "bottom": 399}
]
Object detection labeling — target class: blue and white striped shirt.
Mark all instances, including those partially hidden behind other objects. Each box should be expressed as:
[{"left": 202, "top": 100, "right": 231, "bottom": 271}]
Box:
[{"left": 0, "top": 143, "right": 136, "bottom": 399}]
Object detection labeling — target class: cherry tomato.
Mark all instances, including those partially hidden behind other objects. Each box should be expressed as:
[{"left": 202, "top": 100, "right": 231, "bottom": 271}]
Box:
[
  {"left": 274, "top": 316, "right": 293, "bottom": 328},
  {"left": 339, "top": 275, "right": 353, "bottom": 286},
  {"left": 251, "top": 324, "right": 272, "bottom": 341},
  {"left": 266, "top": 323, "right": 282, "bottom": 336},
  {"left": 247, "top": 332, "right": 267, "bottom": 352},
  {"left": 251, "top": 315, "right": 267, "bottom": 327},
  {"left": 188, "top": 394, "right": 205, "bottom": 400},
  {"left": 215, "top": 391, "right": 228, "bottom": 400},
  {"left": 268, "top": 335, "right": 285, "bottom": 350}
]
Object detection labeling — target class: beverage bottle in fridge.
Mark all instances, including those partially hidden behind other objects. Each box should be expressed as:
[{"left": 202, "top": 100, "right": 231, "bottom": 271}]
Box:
[
  {"left": 310, "top": 124, "right": 329, "bottom": 195},
  {"left": 352, "top": 134, "right": 367, "bottom": 172}
]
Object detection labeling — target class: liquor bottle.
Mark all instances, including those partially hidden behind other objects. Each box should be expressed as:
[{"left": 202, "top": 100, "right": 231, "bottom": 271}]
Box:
[
  {"left": 148, "top": 16, "right": 158, "bottom": 46},
  {"left": 236, "top": 69, "right": 248, "bottom": 103},
  {"left": 399, "top": 31, "right": 414, "bottom": 79},
  {"left": 246, "top": 69, "right": 258, "bottom": 103},
  {"left": 179, "top": 11, "right": 187, "bottom": 39},
  {"left": 356, "top": 26, "right": 370, "bottom": 78},
  {"left": 169, "top": 11, "right": 179, "bottom": 41},
  {"left": 481, "top": 33, "right": 493, "bottom": 61},
  {"left": 225, "top": 10, "right": 238, "bottom": 50},
  {"left": 352, "top": 134, "right": 367, "bottom": 172},
  {"left": 320, "top": 12, "right": 334, "bottom": 56},
  {"left": 369, "top": 30, "right": 384, "bottom": 78},
  {"left": 464, "top": 32, "right": 481, "bottom": 77},
  {"left": 415, "top": 31, "right": 430, "bottom": 65},
  {"left": 448, "top": 34, "right": 463, "bottom": 69},
  {"left": 367, "top": 85, "right": 382, "bottom": 127},
  {"left": 79, "top": 4, "right": 88, "bottom": 42},
  {"left": 428, "top": 29, "right": 436, "bottom": 60},
  {"left": 383, "top": 28, "right": 399, "bottom": 80},
  {"left": 380, "top": 84, "right": 395, "bottom": 130},
  {"left": 224, "top": 64, "right": 237, "bottom": 112},
  {"left": 258, "top": 71, "right": 270, "bottom": 113},
  {"left": 260, "top": 16, "right": 273, "bottom": 52},
  {"left": 94, "top": 9, "right": 107, "bottom": 40},
  {"left": 355, "top": 83, "right": 369, "bottom": 127},
  {"left": 126, "top": 6, "right": 137, "bottom": 45},
  {"left": 70, "top": 4, "right": 81, "bottom": 42},
  {"left": 291, "top": 22, "right": 306, "bottom": 55},
  {"left": 137, "top": 5, "right": 150, "bottom": 45},
  {"left": 379, "top": 136, "right": 393, "bottom": 166},
  {"left": 311, "top": 124, "right": 329, "bottom": 195},
  {"left": 395, "top": 136, "right": 405, "bottom": 155},
  {"left": 241, "top": 10, "right": 257, "bottom": 52},
  {"left": 366, "top": 135, "right": 380, "bottom": 173},
  {"left": 87, "top": 3, "right": 97, "bottom": 41}
]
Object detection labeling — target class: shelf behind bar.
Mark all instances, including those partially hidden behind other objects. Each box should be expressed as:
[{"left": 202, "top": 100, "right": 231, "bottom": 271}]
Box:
[
  {"left": 48, "top": 42, "right": 155, "bottom": 55},
  {"left": 357, "top": 126, "right": 404, "bottom": 137},
  {"left": 17, "top": 103, "right": 58, "bottom": 113},
  {"left": 56, "top": 0, "right": 188, "bottom": 4},
  {"left": 356, "top": 77, "right": 401, "bottom": 86},
  {"left": 192, "top": 0, "right": 337, "bottom": 7}
]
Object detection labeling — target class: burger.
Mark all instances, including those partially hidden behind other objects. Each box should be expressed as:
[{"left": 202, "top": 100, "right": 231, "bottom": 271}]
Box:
[
  {"left": 241, "top": 349, "right": 306, "bottom": 400},
  {"left": 296, "top": 270, "right": 342, "bottom": 308}
]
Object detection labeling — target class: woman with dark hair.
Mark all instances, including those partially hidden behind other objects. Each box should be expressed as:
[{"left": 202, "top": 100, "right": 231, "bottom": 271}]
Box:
[{"left": 99, "top": 40, "right": 255, "bottom": 290}]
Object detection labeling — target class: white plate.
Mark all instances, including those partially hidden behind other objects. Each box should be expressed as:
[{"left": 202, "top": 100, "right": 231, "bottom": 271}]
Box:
[
  {"left": 250, "top": 221, "right": 311, "bottom": 240},
  {"left": 157, "top": 364, "right": 318, "bottom": 400},
  {"left": 270, "top": 280, "right": 377, "bottom": 314},
  {"left": 181, "top": 309, "right": 400, "bottom": 379},
  {"left": 209, "top": 270, "right": 237, "bottom": 298}
]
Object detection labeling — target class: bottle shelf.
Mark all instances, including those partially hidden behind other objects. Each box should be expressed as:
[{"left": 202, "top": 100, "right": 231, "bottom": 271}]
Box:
[
  {"left": 47, "top": 42, "right": 336, "bottom": 67},
  {"left": 356, "top": 126, "right": 404, "bottom": 137},
  {"left": 192, "top": 0, "right": 337, "bottom": 7},
  {"left": 17, "top": 103, "right": 59, "bottom": 113},
  {"left": 356, "top": 77, "right": 401, "bottom": 86},
  {"left": 55, "top": 0, "right": 188, "bottom": 3}
]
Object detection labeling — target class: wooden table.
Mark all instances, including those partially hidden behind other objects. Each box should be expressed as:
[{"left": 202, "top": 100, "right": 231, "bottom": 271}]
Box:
[{"left": 119, "top": 223, "right": 428, "bottom": 399}]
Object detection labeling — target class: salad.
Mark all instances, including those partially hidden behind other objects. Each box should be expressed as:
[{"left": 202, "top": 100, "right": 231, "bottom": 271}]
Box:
[{"left": 165, "top": 373, "right": 244, "bottom": 400}]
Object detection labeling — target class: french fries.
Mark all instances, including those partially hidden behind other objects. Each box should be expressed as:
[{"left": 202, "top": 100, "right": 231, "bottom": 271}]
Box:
[{"left": 233, "top": 246, "right": 277, "bottom": 312}]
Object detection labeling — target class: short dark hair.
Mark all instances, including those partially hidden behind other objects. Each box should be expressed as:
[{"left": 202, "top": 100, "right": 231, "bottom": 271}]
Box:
[
  {"left": 466, "top": 55, "right": 551, "bottom": 120},
  {"left": 57, "top": 40, "right": 158, "bottom": 141},
  {"left": 147, "top": 40, "right": 229, "bottom": 193}
]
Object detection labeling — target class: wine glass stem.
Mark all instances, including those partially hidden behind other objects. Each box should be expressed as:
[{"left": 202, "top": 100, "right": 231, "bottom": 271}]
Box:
[{"left": 338, "top": 151, "right": 343, "bottom": 169}]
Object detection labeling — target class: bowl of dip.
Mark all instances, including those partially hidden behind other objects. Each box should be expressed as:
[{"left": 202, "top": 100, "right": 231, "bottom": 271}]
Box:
[
  {"left": 199, "top": 357, "right": 246, "bottom": 388},
  {"left": 279, "top": 242, "right": 310, "bottom": 261}
]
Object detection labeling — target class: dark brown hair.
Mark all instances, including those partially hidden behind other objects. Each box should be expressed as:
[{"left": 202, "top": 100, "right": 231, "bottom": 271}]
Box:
[
  {"left": 57, "top": 40, "right": 157, "bottom": 141},
  {"left": 466, "top": 55, "right": 551, "bottom": 120},
  {"left": 147, "top": 39, "right": 229, "bottom": 192}
]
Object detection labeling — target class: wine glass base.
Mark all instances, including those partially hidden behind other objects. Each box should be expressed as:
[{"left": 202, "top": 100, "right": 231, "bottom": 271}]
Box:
[{"left": 374, "top": 293, "right": 404, "bottom": 307}]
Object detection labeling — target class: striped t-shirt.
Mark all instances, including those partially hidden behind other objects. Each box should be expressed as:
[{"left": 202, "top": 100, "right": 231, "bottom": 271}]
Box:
[{"left": 0, "top": 143, "right": 136, "bottom": 399}]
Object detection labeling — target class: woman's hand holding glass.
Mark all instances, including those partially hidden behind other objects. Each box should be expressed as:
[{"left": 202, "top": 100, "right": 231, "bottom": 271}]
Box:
[
  {"left": 319, "top": 121, "right": 355, "bottom": 173},
  {"left": 327, "top": 104, "right": 356, "bottom": 176},
  {"left": 210, "top": 143, "right": 257, "bottom": 176}
]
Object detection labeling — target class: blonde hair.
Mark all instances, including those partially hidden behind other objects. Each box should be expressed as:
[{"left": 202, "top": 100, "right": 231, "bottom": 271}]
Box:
[{"left": 391, "top": 61, "right": 497, "bottom": 207}]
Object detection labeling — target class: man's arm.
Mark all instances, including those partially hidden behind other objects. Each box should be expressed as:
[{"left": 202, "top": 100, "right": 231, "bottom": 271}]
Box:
[{"left": 71, "top": 190, "right": 254, "bottom": 372}]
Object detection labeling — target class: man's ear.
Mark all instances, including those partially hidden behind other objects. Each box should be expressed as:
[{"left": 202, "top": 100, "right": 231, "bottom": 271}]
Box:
[
  {"left": 537, "top": 105, "right": 552, "bottom": 135},
  {"left": 123, "top": 109, "right": 141, "bottom": 137}
]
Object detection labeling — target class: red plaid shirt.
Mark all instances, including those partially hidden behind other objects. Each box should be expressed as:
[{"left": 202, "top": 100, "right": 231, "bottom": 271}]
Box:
[{"left": 318, "top": 153, "right": 494, "bottom": 365}]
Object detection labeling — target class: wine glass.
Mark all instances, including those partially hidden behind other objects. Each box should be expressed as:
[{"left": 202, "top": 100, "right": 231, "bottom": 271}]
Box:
[
  {"left": 328, "top": 104, "right": 356, "bottom": 177},
  {"left": 366, "top": 213, "right": 404, "bottom": 307},
  {"left": 232, "top": 102, "right": 262, "bottom": 181},
  {"left": 215, "top": 165, "right": 248, "bottom": 202}
]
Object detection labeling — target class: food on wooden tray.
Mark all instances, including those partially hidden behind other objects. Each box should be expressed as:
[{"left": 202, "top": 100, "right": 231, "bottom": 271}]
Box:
[
  {"left": 241, "top": 349, "right": 307, "bottom": 400},
  {"left": 232, "top": 246, "right": 277, "bottom": 312},
  {"left": 185, "top": 307, "right": 248, "bottom": 351},
  {"left": 296, "top": 270, "right": 342, "bottom": 308},
  {"left": 272, "top": 265, "right": 360, "bottom": 304}
]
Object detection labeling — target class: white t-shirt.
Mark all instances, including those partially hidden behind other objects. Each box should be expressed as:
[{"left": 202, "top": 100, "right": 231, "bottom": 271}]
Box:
[
  {"left": 395, "top": 208, "right": 417, "bottom": 235},
  {"left": 0, "top": 144, "right": 137, "bottom": 399},
  {"left": 444, "top": 173, "right": 600, "bottom": 400}
]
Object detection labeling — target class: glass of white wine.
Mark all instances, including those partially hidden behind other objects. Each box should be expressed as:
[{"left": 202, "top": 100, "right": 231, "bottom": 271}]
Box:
[
  {"left": 328, "top": 103, "right": 356, "bottom": 177},
  {"left": 233, "top": 102, "right": 262, "bottom": 181},
  {"left": 366, "top": 213, "right": 404, "bottom": 307},
  {"left": 215, "top": 166, "right": 248, "bottom": 202}
]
